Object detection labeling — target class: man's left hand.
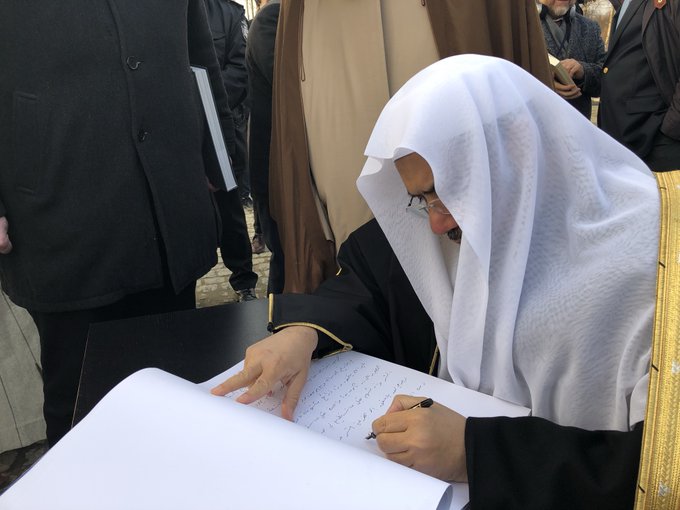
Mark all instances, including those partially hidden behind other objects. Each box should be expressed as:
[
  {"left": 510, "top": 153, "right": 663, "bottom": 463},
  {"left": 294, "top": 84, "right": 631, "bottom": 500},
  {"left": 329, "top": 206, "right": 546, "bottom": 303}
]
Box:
[
  {"left": 370, "top": 395, "right": 467, "bottom": 482},
  {"left": 554, "top": 80, "right": 583, "bottom": 100}
]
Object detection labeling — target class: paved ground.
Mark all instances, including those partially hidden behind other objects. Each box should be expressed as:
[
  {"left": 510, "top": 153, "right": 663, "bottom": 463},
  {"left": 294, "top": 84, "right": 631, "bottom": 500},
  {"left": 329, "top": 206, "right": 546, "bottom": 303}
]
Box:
[{"left": 197, "top": 205, "right": 271, "bottom": 307}]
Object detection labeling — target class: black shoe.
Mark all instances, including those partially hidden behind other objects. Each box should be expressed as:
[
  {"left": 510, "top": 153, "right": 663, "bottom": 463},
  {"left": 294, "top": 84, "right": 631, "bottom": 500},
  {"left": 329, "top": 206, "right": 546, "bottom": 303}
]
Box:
[
  {"left": 236, "top": 288, "right": 257, "bottom": 302},
  {"left": 251, "top": 234, "right": 266, "bottom": 254}
]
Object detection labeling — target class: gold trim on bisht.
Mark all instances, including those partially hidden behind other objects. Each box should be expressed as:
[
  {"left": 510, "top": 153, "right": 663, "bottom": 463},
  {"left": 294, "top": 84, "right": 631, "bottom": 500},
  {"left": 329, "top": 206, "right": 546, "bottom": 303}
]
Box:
[
  {"left": 635, "top": 170, "right": 680, "bottom": 509},
  {"left": 428, "top": 345, "right": 439, "bottom": 376}
]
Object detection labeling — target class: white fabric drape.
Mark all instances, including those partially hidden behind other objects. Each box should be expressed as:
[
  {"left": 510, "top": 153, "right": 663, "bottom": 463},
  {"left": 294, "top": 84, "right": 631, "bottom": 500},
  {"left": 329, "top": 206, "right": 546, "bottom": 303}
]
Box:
[{"left": 358, "top": 55, "right": 658, "bottom": 431}]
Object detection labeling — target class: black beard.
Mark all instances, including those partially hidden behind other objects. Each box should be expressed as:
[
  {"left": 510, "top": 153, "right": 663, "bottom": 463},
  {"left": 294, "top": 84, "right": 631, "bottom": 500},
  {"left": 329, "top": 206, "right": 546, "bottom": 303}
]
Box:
[{"left": 446, "top": 227, "right": 462, "bottom": 244}]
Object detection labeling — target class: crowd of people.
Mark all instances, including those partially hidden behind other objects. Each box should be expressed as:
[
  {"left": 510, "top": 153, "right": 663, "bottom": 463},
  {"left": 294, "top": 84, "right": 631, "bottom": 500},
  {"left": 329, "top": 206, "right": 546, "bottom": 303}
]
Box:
[{"left": 1, "top": 0, "right": 679, "bottom": 508}]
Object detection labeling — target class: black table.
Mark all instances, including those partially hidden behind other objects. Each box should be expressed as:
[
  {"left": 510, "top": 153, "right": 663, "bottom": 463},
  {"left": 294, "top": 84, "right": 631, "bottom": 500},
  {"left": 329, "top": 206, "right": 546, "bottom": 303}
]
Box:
[{"left": 73, "top": 299, "right": 269, "bottom": 425}]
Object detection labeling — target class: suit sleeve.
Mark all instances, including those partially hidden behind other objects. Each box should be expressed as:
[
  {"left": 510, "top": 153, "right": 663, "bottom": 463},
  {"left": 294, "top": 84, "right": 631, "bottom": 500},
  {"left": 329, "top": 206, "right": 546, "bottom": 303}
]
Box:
[
  {"left": 220, "top": 5, "right": 248, "bottom": 110},
  {"left": 465, "top": 416, "right": 642, "bottom": 509},
  {"left": 246, "top": 4, "right": 278, "bottom": 94},
  {"left": 657, "top": 2, "right": 680, "bottom": 140},
  {"left": 660, "top": 6, "right": 680, "bottom": 141},
  {"left": 187, "top": 0, "right": 236, "bottom": 157},
  {"left": 664, "top": 79, "right": 680, "bottom": 140},
  {"left": 577, "top": 21, "right": 605, "bottom": 98}
]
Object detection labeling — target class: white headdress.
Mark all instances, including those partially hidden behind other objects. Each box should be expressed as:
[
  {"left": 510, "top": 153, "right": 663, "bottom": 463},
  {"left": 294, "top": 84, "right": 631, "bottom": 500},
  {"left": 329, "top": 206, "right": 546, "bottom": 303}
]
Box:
[{"left": 358, "top": 55, "right": 658, "bottom": 430}]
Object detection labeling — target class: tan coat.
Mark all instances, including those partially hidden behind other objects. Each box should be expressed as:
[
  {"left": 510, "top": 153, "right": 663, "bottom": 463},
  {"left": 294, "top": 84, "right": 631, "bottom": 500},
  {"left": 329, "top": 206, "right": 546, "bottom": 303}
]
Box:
[{"left": 270, "top": 0, "right": 552, "bottom": 292}]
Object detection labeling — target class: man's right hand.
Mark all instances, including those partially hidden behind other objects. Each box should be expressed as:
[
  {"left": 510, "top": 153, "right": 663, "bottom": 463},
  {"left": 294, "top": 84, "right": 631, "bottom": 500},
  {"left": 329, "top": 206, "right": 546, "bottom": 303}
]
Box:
[
  {"left": 0, "top": 217, "right": 12, "bottom": 254},
  {"left": 553, "top": 80, "right": 582, "bottom": 100},
  {"left": 210, "top": 325, "right": 319, "bottom": 421}
]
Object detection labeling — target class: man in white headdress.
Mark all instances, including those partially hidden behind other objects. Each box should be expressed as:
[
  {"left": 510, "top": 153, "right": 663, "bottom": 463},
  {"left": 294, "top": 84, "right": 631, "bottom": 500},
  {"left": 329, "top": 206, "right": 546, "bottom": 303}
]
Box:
[{"left": 213, "top": 55, "right": 662, "bottom": 507}]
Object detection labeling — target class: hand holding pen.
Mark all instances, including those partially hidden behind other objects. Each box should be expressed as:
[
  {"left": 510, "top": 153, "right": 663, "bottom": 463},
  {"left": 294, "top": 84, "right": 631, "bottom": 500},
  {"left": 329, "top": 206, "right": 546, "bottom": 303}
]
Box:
[
  {"left": 365, "top": 394, "right": 468, "bottom": 483},
  {"left": 365, "top": 398, "right": 433, "bottom": 439}
]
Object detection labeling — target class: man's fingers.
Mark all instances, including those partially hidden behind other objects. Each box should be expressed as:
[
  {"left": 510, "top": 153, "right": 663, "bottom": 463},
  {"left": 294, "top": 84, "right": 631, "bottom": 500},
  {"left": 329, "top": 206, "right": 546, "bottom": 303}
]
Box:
[
  {"left": 236, "top": 373, "right": 278, "bottom": 404},
  {"left": 376, "top": 430, "right": 410, "bottom": 455},
  {"left": 557, "top": 89, "right": 581, "bottom": 100},
  {"left": 0, "top": 237, "right": 12, "bottom": 255},
  {"left": 372, "top": 412, "right": 409, "bottom": 437},
  {"left": 210, "top": 366, "right": 259, "bottom": 396},
  {"left": 0, "top": 217, "right": 12, "bottom": 255},
  {"left": 281, "top": 368, "right": 308, "bottom": 421},
  {"left": 385, "top": 395, "right": 426, "bottom": 414}
]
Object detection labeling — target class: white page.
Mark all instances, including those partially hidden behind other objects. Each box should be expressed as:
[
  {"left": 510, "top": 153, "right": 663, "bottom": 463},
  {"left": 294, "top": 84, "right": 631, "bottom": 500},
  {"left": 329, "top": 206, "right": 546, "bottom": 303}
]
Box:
[
  {"left": 0, "top": 368, "right": 451, "bottom": 510},
  {"left": 191, "top": 66, "right": 237, "bottom": 191},
  {"left": 201, "top": 350, "right": 531, "bottom": 509}
]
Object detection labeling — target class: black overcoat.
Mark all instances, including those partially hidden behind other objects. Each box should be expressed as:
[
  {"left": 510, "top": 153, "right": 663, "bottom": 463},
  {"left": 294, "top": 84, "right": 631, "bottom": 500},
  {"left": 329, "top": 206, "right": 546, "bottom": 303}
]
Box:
[
  {"left": 0, "top": 0, "right": 235, "bottom": 312},
  {"left": 245, "top": 0, "right": 279, "bottom": 198}
]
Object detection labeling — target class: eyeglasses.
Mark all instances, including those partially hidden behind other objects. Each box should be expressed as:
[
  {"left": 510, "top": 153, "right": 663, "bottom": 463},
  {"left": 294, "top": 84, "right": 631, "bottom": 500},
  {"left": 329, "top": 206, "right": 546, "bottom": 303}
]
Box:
[{"left": 406, "top": 195, "right": 451, "bottom": 219}]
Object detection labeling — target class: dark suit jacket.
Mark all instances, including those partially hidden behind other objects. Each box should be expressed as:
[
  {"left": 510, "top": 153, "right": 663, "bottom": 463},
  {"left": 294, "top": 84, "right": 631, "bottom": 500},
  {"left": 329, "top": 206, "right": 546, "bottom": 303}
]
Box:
[
  {"left": 204, "top": 0, "right": 249, "bottom": 112},
  {"left": 599, "top": 0, "right": 680, "bottom": 158},
  {"left": 0, "top": 0, "right": 235, "bottom": 312}
]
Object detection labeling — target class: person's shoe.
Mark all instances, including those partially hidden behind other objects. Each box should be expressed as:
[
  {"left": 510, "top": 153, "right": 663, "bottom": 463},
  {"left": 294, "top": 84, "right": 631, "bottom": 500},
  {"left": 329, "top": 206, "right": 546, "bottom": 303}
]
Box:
[
  {"left": 251, "top": 234, "right": 266, "bottom": 255},
  {"left": 240, "top": 195, "right": 253, "bottom": 209},
  {"left": 236, "top": 288, "right": 257, "bottom": 302}
]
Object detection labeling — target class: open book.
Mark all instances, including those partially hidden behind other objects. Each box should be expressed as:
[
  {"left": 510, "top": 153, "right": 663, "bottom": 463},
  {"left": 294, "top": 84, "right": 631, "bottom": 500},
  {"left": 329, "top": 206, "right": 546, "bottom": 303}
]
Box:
[
  {"left": 0, "top": 351, "right": 529, "bottom": 510},
  {"left": 548, "top": 54, "right": 576, "bottom": 86}
]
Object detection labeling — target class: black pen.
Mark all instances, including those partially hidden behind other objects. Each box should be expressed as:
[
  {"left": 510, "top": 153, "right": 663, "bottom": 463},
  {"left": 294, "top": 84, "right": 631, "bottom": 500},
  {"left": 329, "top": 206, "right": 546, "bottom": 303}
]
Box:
[{"left": 365, "top": 398, "right": 434, "bottom": 440}]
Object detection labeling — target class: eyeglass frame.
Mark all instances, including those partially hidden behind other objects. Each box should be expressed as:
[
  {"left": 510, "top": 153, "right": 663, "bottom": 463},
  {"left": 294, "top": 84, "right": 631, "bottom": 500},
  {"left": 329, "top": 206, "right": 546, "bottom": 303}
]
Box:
[{"left": 405, "top": 194, "right": 452, "bottom": 219}]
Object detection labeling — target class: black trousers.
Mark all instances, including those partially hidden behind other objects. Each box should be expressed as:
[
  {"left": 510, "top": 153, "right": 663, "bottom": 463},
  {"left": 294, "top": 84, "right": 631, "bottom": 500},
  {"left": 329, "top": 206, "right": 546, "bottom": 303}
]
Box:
[
  {"left": 214, "top": 187, "right": 258, "bottom": 291},
  {"left": 29, "top": 281, "right": 196, "bottom": 447},
  {"left": 253, "top": 191, "right": 285, "bottom": 294},
  {"left": 232, "top": 105, "right": 251, "bottom": 198},
  {"left": 253, "top": 199, "right": 262, "bottom": 235}
]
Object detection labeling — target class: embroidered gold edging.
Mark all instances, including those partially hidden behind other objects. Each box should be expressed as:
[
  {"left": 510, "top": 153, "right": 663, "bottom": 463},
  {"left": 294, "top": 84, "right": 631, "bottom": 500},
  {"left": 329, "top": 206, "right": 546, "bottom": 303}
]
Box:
[
  {"left": 319, "top": 346, "right": 353, "bottom": 359},
  {"left": 428, "top": 345, "right": 439, "bottom": 376},
  {"left": 268, "top": 295, "right": 351, "bottom": 355},
  {"left": 635, "top": 171, "right": 680, "bottom": 509},
  {"left": 270, "top": 320, "right": 353, "bottom": 357}
]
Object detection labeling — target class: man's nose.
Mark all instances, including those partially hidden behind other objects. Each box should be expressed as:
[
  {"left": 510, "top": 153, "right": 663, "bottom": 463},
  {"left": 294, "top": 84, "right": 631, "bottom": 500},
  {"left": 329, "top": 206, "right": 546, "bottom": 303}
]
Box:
[{"left": 428, "top": 210, "right": 457, "bottom": 236}]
